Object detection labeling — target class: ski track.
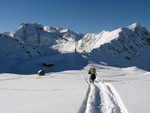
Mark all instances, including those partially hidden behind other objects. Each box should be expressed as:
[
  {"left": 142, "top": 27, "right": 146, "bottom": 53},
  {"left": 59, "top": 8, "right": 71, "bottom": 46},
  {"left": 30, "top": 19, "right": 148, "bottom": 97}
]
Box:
[{"left": 80, "top": 77, "right": 128, "bottom": 113}]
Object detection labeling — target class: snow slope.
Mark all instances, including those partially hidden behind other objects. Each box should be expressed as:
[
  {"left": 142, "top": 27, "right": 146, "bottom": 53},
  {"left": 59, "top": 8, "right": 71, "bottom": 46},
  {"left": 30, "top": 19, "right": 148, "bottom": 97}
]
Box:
[
  {"left": 10, "top": 23, "right": 83, "bottom": 53},
  {"left": 85, "top": 23, "right": 150, "bottom": 71},
  {"left": 0, "top": 33, "right": 58, "bottom": 73},
  {"left": 77, "top": 23, "right": 150, "bottom": 52},
  {"left": 9, "top": 22, "right": 150, "bottom": 70},
  {"left": 0, "top": 72, "right": 87, "bottom": 113},
  {"left": 98, "top": 65, "right": 150, "bottom": 113},
  {"left": 0, "top": 61, "right": 150, "bottom": 113}
]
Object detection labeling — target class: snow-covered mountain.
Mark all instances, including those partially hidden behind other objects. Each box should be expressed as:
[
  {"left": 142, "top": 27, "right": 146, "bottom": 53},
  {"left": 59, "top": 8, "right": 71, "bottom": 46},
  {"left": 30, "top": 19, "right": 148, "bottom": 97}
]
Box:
[
  {"left": 0, "top": 33, "right": 57, "bottom": 59},
  {"left": 11, "top": 23, "right": 150, "bottom": 54},
  {"left": 43, "top": 25, "right": 84, "bottom": 53},
  {"left": 44, "top": 26, "right": 84, "bottom": 40},
  {"left": 0, "top": 33, "right": 58, "bottom": 73},
  {"left": 82, "top": 23, "right": 150, "bottom": 70},
  {"left": 10, "top": 23, "right": 83, "bottom": 53},
  {"left": 1, "top": 22, "right": 150, "bottom": 71},
  {"left": 77, "top": 23, "right": 150, "bottom": 52},
  {"left": 1, "top": 23, "right": 150, "bottom": 113},
  {"left": 10, "top": 23, "right": 60, "bottom": 46}
]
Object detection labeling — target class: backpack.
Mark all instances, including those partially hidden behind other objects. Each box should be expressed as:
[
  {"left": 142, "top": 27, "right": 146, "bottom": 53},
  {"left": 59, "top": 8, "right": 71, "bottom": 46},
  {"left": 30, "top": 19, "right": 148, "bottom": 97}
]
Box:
[{"left": 89, "top": 68, "right": 96, "bottom": 74}]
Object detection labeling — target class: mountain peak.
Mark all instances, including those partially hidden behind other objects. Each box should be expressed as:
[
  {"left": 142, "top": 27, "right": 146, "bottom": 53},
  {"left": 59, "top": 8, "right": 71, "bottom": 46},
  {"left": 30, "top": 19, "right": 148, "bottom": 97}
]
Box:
[
  {"left": 44, "top": 26, "right": 58, "bottom": 33},
  {"left": 58, "top": 28, "right": 74, "bottom": 34},
  {"left": 131, "top": 22, "right": 141, "bottom": 27},
  {"left": 21, "top": 23, "right": 42, "bottom": 27},
  {"left": 127, "top": 22, "right": 149, "bottom": 36},
  {"left": 127, "top": 22, "right": 142, "bottom": 31}
]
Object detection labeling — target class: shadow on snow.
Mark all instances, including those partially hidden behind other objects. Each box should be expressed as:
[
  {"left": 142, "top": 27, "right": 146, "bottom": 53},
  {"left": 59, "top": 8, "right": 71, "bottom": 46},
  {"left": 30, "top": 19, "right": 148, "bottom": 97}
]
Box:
[
  {"left": 0, "top": 53, "right": 88, "bottom": 75},
  {"left": 0, "top": 50, "right": 149, "bottom": 75}
]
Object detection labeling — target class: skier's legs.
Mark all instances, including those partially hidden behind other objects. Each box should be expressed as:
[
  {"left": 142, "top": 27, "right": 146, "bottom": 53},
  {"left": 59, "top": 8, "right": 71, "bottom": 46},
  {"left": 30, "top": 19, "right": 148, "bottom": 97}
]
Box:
[{"left": 90, "top": 74, "right": 95, "bottom": 83}]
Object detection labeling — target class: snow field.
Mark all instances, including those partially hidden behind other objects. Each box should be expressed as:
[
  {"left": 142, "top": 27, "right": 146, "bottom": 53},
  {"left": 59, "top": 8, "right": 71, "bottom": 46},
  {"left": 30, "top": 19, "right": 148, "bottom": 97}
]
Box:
[
  {"left": 0, "top": 72, "right": 88, "bottom": 113},
  {"left": 82, "top": 77, "right": 128, "bottom": 113},
  {"left": 84, "top": 81, "right": 101, "bottom": 113},
  {"left": 98, "top": 82, "right": 128, "bottom": 113},
  {"left": 0, "top": 64, "right": 150, "bottom": 113}
]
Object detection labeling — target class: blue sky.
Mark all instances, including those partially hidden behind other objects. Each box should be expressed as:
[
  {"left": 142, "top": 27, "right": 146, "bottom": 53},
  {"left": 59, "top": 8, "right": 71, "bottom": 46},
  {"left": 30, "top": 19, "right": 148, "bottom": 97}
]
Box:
[{"left": 0, "top": 0, "right": 150, "bottom": 33}]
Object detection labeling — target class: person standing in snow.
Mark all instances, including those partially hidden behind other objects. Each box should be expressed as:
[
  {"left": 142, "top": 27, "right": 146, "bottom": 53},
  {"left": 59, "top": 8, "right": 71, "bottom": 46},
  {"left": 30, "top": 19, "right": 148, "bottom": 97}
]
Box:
[{"left": 88, "top": 66, "right": 96, "bottom": 83}]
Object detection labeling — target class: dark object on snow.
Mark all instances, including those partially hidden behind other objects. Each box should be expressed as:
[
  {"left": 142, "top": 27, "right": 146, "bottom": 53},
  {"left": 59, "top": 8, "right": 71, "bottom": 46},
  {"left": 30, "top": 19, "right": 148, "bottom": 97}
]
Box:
[
  {"left": 38, "top": 70, "right": 45, "bottom": 76},
  {"left": 90, "top": 74, "right": 96, "bottom": 83},
  {"left": 43, "top": 63, "right": 54, "bottom": 67},
  {"left": 88, "top": 67, "right": 96, "bottom": 83}
]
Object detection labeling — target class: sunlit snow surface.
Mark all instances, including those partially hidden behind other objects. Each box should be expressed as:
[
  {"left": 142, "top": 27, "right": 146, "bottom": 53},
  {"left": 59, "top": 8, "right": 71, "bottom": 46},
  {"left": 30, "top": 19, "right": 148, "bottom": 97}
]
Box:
[{"left": 0, "top": 63, "right": 150, "bottom": 113}]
